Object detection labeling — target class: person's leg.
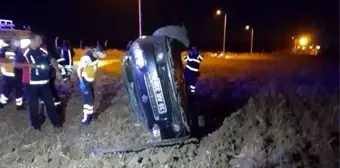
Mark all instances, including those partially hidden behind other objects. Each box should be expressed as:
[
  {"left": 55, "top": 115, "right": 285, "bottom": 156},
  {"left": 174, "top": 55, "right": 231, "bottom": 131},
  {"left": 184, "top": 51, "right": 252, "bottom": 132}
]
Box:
[
  {"left": 81, "top": 80, "right": 94, "bottom": 125},
  {"left": 40, "top": 84, "right": 61, "bottom": 127},
  {"left": 27, "top": 85, "right": 41, "bottom": 129},
  {"left": 0, "top": 76, "right": 14, "bottom": 107},
  {"left": 14, "top": 77, "right": 25, "bottom": 110}
]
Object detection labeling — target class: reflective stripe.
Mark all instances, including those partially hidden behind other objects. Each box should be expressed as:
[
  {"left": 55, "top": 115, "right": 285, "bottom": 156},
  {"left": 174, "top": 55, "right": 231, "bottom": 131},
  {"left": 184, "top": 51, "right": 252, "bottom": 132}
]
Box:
[
  {"left": 190, "top": 90, "right": 195, "bottom": 93},
  {"left": 29, "top": 55, "right": 36, "bottom": 64},
  {"left": 185, "top": 65, "right": 199, "bottom": 72},
  {"left": 57, "top": 58, "right": 65, "bottom": 62},
  {"left": 84, "top": 104, "right": 93, "bottom": 110},
  {"left": 0, "top": 94, "right": 8, "bottom": 104},
  {"left": 54, "top": 101, "right": 61, "bottom": 106},
  {"left": 40, "top": 48, "right": 48, "bottom": 54},
  {"left": 197, "top": 55, "right": 203, "bottom": 60},
  {"left": 82, "top": 113, "right": 91, "bottom": 122},
  {"left": 190, "top": 85, "right": 196, "bottom": 89},
  {"left": 83, "top": 109, "right": 93, "bottom": 114},
  {"left": 29, "top": 80, "right": 49, "bottom": 85},
  {"left": 4, "top": 51, "right": 15, "bottom": 56},
  {"left": 16, "top": 97, "right": 23, "bottom": 106},
  {"left": 1, "top": 67, "right": 15, "bottom": 77},
  {"left": 23, "top": 49, "right": 30, "bottom": 62},
  {"left": 68, "top": 50, "right": 72, "bottom": 66},
  {"left": 187, "top": 58, "right": 200, "bottom": 63}
]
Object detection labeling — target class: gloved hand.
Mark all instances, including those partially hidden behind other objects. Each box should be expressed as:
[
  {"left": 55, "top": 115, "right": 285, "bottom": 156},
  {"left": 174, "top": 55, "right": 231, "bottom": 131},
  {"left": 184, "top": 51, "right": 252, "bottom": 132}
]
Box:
[{"left": 79, "top": 80, "right": 86, "bottom": 93}]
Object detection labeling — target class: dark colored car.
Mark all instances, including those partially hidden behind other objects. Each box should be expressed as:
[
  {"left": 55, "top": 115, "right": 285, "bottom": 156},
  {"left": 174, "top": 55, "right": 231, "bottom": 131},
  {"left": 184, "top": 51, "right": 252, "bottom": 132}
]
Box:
[{"left": 121, "top": 28, "right": 190, "bottom": 141}]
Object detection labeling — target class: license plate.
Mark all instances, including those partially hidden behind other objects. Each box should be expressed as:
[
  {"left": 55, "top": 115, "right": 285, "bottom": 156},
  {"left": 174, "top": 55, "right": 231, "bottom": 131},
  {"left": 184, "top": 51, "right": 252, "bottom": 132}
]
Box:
[{"left": 152, "top": 78, "right": 167, "bottom": 114}]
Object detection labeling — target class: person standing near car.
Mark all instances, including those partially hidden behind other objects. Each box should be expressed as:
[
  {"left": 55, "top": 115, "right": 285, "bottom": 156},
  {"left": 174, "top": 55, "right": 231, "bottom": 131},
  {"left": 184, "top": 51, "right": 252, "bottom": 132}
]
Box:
[
  {"left": 0, "top": 37, "right": 25, "bottom": 110},
  {"left": 183, "top": 46, "right": 204, "bottom": 137},
  {"left": 22, "top": 33, "right": 62, "bottom": 130},
  {"left": 183, "top": 46, "right": 203, "bottom": 95},
  {"left": 38, "top": 42, "right": 65, "bottom": 125},
  {"left": 77, "top": 45, "right": 106, "bottom": 125}
]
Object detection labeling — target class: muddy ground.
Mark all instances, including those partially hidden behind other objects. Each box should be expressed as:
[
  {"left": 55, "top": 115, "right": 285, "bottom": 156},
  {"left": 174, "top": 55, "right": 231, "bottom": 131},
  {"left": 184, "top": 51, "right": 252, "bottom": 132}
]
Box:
[{"left": 0, "top": 54, "right": 338, "bottom": 168}]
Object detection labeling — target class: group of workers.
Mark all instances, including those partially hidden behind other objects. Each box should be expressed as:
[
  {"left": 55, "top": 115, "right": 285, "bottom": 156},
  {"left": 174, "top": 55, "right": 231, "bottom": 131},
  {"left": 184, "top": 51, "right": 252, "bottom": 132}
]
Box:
[
  {"left": 0, "top": 32, "right": 202, "bottom": 132},
  {"left": 0, "top": 32, "right": 106, "bottom": 130}
]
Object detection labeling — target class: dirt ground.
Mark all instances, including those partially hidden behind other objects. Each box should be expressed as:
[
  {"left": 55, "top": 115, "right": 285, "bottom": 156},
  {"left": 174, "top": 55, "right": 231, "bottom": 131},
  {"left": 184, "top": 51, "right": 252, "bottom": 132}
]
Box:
[{"left": 0, "top": 52, "right": 338, "bottom": 168}]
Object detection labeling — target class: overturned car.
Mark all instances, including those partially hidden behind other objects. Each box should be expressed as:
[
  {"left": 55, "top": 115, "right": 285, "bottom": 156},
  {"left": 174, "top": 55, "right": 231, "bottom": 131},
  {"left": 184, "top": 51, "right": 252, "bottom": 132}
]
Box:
[{"left": 121, "top": 26, "right": 191, "bottom": 141}]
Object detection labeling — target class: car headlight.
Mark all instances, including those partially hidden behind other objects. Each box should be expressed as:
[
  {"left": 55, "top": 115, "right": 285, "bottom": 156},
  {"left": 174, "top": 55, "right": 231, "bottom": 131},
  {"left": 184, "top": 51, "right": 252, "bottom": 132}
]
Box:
[
  {"left": 156, "top": 52, "right": 164, "bottom": 61},
  {"left": 132, "top": 43, "right": 145, "bottom": 68},
  {"left": 20, "top": 39, "right": 31, "bottom": 49},
  {"left": 152, "top": 124, "right": 161, "bottom": 138}
]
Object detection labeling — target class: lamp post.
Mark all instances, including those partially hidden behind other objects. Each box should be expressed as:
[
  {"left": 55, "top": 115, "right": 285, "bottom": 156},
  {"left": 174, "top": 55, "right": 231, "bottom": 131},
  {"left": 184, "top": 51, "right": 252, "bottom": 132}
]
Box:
[
  {"left": 245, "top": 25, "right": 254, "bottom": 53},
  {"left": 138, "top": 0, "right": 142, "bottom": 37},
  {"left": 216, "top": 9, "right": 227, "bottom": 53}
]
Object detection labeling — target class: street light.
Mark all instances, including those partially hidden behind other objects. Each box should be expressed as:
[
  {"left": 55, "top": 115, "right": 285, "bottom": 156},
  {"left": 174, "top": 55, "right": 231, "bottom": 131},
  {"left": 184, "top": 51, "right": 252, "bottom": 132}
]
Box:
[
  {"left": 245, "top": 25, "right": 254, "bottom": 53},
  {"left": 138, "top": 0, "right": 142, "bottom": 37},
  {"left": 216, "top": 9, "right": 227, "bottom": 53}
]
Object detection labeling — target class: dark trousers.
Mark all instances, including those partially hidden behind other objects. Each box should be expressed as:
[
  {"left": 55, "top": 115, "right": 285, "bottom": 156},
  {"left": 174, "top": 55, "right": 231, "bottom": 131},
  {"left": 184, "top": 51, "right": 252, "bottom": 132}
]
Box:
[
  {"left": 184, "top": 68, "right": 198, "bottom": 95},
  {"left": 27, "top": 83, "right": 61, "bottom": 129},
  {"left": 82, "top": 80, "right": 94, "bottom": 115},
  {"left": 39, "top": 78, "right": 62, "bottom": 122},
  {"left": 184, "top": 68, "right": 199, "bottom": 136},
  {"left": 49, "top": 77, "right": 61, "bottom": 104},
  {"left": 0, "top": 75, "right": 24, "bottom": 106}
]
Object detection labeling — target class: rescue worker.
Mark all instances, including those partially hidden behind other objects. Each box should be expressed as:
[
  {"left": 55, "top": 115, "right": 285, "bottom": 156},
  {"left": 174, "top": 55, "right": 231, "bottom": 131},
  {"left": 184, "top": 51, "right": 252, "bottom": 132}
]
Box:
[
  {"left": 22, "top": 33, "right": 62, "bottom": 130},
  {"left": 183, "top": 46, "right": 203, "bottom": 137},
  {"left": 183, "top": 46, "right": 203, "bottom": 95},
  {"left": 77, "top": 45, "right": 106, "bottom": 125},
  {"left": 55, "top": 37, "right": 75, "bottom": 81},
  {"left": 38, "top": 43, "right": 64, "bottom": 124},
  {"left": 0, "top": 37, "right": 25, "bottom": 110}
]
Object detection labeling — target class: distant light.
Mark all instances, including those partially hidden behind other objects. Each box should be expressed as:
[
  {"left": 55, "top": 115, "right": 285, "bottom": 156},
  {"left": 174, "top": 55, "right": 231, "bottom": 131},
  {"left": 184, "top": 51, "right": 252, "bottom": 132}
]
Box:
[
  {"left": 216, "top": 10, "right": 222, "bottom": 15},
  {"left": 309, "top": 46, "right": 313, "bottom": 49},
  {"left": 299, "top": 37, "right": 308, "bottom": 46},
  {"left": 245, "top": 25, "right": 250, "bottom": 30},
  {"left": 297, "top": 46, "right": 301, "bottom": 49},
  {"left": 316, "top": 45, "right": 320, "bottom": 50},
  {"left": 302, "top": 46, "right": 306, "bottom": 50}
]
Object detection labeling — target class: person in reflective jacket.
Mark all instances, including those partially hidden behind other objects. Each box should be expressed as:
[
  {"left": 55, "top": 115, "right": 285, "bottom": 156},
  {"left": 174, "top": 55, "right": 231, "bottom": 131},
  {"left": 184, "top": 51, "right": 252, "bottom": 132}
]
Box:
[
  {"left": 21, "top": 33, "right": 62, "bottom": 130},
  {"left": 0, "top": 37, "right": 25, "bottom": 110},
  {"left": 38, "top": 43, "right": 65, "bottom": 125},
  {"left": 55, "top": 37, "right": 75, "bottom": 81},
  {"left": 77, "top": 45, "right": 106, "bottom": 125},
  {"left": 183, "top": 46, "right": 204, "bottom": 95}
]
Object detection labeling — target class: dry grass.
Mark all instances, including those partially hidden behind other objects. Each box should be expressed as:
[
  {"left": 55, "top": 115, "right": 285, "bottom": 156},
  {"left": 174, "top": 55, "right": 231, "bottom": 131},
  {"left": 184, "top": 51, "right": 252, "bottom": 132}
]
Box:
[{"left": 0, "top": 51, "right": 338, "bottom": 168}]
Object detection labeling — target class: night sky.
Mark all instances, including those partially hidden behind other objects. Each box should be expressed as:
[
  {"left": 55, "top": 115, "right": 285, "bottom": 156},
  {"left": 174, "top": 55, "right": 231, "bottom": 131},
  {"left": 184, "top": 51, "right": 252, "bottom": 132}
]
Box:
[{"left": 1, "top": 0, "right": 338, "bottom": 52}]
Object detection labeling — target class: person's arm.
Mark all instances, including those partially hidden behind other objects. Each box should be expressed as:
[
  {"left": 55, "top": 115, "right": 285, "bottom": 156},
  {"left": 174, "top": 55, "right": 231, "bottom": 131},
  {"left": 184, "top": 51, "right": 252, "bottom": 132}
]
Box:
[
  {"left": 55, "top": 36, "right": 59, "bottom": 48},
  {"left": 77, "top": 56, "right": 90, "bottom": 82},
  {"left": 197, "top": 54, "right": 203, "bottom": 62},
  {"left": 0, "top": 48, "right": 14, "bottom": 64},
  {"left": 184, "top": 55, "right": 189, "bottom": 62}
]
